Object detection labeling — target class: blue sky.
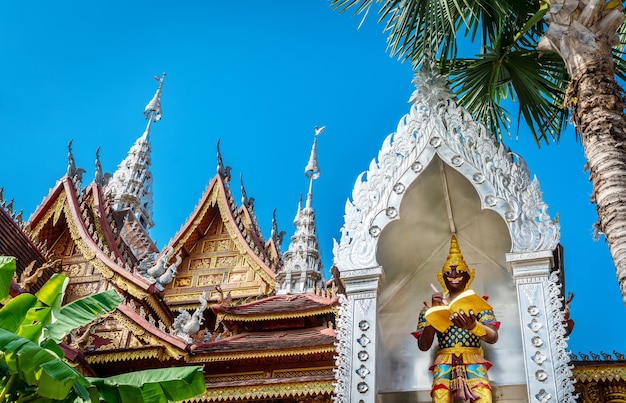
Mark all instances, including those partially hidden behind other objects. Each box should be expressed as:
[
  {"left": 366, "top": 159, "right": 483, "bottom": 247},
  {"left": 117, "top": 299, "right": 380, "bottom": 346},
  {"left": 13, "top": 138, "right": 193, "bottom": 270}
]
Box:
[{"left": 1, "top": 1, "right": 624, "bottom": 356}]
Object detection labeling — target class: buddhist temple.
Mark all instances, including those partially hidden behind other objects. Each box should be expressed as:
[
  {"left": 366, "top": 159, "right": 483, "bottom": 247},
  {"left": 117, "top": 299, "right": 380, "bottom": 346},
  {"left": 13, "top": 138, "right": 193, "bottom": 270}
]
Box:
[{"left": 1, "top": 66, "right": 626, "bottom": 403}]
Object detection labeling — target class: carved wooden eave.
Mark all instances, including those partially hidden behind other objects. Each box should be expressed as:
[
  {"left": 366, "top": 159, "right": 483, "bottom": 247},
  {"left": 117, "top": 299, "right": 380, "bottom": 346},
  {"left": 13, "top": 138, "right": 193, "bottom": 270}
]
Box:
[
  {"left": 113, "top": 210, "right": 158, "bottom": 261},
  {"left": 237, "top": 204, "right": 275, "bottom": 271},
  {"left": 572, "top": 359, "right": 626, "bottom": 402},
  {"left": 211, "top": 294, "right": 339, "bottom": 323},
  {"left": 26, "top": 176, "right": 172, "bottom": 324},
  {"left": 82, "top": 183, "right": 125, "bottom": 263},
  {"left": 58, "top": 343, "right": 97, "bottom": 377},
  {"left": 81, "top": 303, "right": 188, "bottom": 370},
  {"left": 191, "top": 375, "right": 335, "bottom": 403},
  {"left": 29, "top": 177, "right": 149, "bottom": 289},
  {"left": 163, "top": 174, "right": 276, "bottom": 307},
  {"left": 0, "top": 203, "right": 50, "bottom": 291},
  {"left": 189, "top": 326, "right": 337, "bottom": 362},
  {"left": 264, "top": 237, "right": 282, "bottom": 272}
]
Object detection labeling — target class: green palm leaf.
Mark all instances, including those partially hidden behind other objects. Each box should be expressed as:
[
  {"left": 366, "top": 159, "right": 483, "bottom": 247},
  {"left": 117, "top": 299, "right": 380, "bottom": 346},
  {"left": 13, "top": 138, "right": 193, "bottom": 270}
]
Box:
[{"left": 330, "top": 0, "right": 571, "bottom": 144}]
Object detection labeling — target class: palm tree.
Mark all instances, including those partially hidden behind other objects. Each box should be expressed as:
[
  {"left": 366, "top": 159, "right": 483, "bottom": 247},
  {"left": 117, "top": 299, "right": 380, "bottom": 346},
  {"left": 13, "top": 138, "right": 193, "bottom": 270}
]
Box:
[{"left": 331, "top": 0, "right": 626, "bottom": 303}]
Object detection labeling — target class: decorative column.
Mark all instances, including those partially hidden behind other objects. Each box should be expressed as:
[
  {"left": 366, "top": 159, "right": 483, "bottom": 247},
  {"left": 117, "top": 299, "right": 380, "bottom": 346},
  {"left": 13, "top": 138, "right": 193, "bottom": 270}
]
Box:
[
  {"left": 507, "top": 250, "right": 575, "bottom": 403},
  {"left": 334, "top": 266, "right": 383, "bottom": 403}
]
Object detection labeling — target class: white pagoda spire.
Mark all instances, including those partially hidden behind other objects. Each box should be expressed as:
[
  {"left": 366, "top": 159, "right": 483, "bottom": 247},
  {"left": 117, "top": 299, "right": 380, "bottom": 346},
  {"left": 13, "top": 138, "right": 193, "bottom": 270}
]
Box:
[
  {"left": 104, "top": 73, "right": 165, "bottom": 231},
  {"left": 277, "top": 126, "right": 326, "bottom": 294}
]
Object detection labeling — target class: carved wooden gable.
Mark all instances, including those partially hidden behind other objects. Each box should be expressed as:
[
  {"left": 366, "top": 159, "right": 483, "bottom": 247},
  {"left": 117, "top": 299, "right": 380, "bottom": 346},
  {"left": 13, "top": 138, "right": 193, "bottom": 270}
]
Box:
[
  {"left": 163, "top": 175, "right": 275, "bottom": 308},
  {"left": 28, "top": 181, "right": 112, "bottom": 304}
]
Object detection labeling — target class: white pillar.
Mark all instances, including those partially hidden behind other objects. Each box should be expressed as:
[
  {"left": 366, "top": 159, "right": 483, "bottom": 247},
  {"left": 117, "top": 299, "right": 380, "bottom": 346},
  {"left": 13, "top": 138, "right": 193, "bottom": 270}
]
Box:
[
  {"left": 507, "top": 250, "right": 566, "bottom": 403},
  {"left": 337, "top": 266, "right": 383, "bottom": 403}
]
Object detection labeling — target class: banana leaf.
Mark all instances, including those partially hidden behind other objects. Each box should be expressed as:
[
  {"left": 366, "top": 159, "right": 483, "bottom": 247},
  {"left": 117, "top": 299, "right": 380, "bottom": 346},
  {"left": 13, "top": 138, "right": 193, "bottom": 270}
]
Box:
[
  {"left": 34, "top": 274, "right": 68, "bottom": 321},
  {"left": 0, "top": 328, "right": 83, "bottom": 397},
  {"left": 46, "top": 289, "right": 122, "bottom": 343},
  {"left": 0, "top": 294, "right": 37, "bottom": 333},
  {"left": 37, "top": 360, "right": 80, "bottom": 399},
  {"left": 0, "top": 257, "right": 15, "bottom": 301},
  {"left": 88, "top": 366, "right": 206, "bottom": 403}
]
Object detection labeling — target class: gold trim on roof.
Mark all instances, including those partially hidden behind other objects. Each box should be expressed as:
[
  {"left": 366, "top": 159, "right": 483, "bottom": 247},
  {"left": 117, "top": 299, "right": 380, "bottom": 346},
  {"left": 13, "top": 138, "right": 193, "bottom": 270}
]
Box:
[
  {"left": 111, "top": 311, "right": 187, "bottom": 361},
  {"left": 85, "top": 346, "right": 162, "bottom": 364},
  {"left": 60, "top": 196, "right": 170, "bottom": 323},
  {"left": 65, "top": 203, "right": 97, "bottom": 262},
  {"left": 63, "top": 203, "right": 151, "bottom": 300},
  {"left": 79, "top": 194, "right": 171, "bottom": 323},
  {"left": 86, "top": 197, "right": 106, "bottom": 246},
  {"left": 143, "top": 296, "right": 173, "bottom": 327},
  {"left": 188, "top": 345, "right": 335, "bottom": 363},
  {"left": 272, "top": 366, "right": 335, "bottom": 377},
  {"left": 177, "top": 184, "right": 218, "bottom": 249},
  {"left": 189, "top": 379, "right": 334, "bottom": 402},
  {"left": 30, "top": 192, "right": 67, "bottom": 238},
  {"left": 216, "top": 306, "right": 338, "bottom": 322},
  {"left": 205, "top": 371, "right": 267, "bottom": 383},
  {"left": 176, "top": 182, "right": 275, "bottom": 290},
  {"left": 573, "top": 364, "right": 626, "bottom": 382},
  {"left": 217, "top": 191, "right": 274, "bottom": 287},
  {"left": 168, "top": 302, "right": 205, "bottom": 311}
]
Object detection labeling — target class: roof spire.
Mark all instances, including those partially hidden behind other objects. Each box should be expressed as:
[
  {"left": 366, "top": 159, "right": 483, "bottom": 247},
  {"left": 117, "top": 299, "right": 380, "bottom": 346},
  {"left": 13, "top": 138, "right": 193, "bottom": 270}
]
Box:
[
  {"left": 144, "top": 73, "right": 165, "bottom": 122},
  {"left": 304, "top": 125, "right": 324, "bottom": 209},
  {"left": 277, "top": 126, "right": 326, "bottom": 295},
  {"left": 104, "top": 74, "right": 164, "bottom": 231}
]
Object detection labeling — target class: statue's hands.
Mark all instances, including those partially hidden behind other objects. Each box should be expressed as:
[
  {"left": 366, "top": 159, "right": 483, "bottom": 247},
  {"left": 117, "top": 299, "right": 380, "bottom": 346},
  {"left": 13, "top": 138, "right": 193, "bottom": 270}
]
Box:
[
  {"left": 451, "top": 310, "right": 477, "bottom": 330},
  {"left": 431, "top": 292, "right": 446, "bottom": 307}
]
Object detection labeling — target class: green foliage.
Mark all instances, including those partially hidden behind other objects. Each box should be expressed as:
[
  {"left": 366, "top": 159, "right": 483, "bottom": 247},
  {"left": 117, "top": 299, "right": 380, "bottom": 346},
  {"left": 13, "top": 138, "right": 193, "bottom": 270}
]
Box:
[
  {"left": 0, "top": 257, "right": 15, "bottom": 302},
  {"left": 0, "top": 257, "right": 206, "bottom": 402},
  {"left": 331, "top": 0, "right": 573, "bottom": 145},
  {"left": 47, "top": 289, "right": 122, "bottom": 343},
  {"left": 88, "top": 366, "right": 206, "bottom": 403}
]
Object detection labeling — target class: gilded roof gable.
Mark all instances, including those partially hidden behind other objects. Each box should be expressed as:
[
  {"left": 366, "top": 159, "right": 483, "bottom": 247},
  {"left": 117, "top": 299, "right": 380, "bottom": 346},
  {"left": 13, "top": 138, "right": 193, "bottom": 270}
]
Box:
[
  {"left": 163, "top": 174, "right": 277, "bottom": 308},
  {"left": 26, "top": 175, "right": 172, "bottom": 324}
]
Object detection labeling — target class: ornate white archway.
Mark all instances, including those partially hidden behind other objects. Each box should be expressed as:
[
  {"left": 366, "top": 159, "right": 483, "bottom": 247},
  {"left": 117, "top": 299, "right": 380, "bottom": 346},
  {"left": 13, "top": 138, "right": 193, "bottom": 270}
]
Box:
[{"left": 332, "top": 63, "right": 575, "bottom": 403}]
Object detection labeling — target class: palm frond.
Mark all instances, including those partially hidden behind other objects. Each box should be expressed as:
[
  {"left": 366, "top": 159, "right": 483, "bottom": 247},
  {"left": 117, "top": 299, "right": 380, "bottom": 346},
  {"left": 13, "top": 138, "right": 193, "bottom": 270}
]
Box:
[
  {"left": 444, "top": 46, "right": 568, "bottom": 145},
  {"left": 330, "top": 0, "right": 576, "bottom": 143}
]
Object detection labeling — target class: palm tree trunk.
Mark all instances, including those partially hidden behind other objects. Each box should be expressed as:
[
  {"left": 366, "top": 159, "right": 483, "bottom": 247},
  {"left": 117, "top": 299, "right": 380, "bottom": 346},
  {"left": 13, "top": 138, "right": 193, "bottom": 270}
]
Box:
[{"left": 538, "top": 0, "right": 626, "bottom": 302}]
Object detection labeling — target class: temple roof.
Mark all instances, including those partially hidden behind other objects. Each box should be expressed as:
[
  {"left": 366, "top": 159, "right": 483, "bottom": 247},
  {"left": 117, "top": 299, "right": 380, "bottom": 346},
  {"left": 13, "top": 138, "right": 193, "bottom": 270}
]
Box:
[
  {"left": 0, "top": 196, "right": 46, "bottom": 273},
  {"left": 162, "top": 169, "right": 278, "bottom": 307},
  {"left": 29, "top": 176, "right": 153, "bottom": 291},
  {"left": 211, "top": 293, "right": 339, "bottom": 321},
  {"left": 191, "top": 325, "right": 336, "bottom": 358}
]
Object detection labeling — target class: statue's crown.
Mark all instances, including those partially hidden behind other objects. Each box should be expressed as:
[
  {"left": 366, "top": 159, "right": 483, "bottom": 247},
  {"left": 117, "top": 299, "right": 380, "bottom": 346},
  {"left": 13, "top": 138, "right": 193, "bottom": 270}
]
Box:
[{"left": 442, "top": 235, "right": 469, "bottom": 273}]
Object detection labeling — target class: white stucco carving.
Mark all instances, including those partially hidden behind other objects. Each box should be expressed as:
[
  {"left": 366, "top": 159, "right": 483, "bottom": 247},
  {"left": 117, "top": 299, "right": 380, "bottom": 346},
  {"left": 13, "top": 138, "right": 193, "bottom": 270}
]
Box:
[
  {"left": 333, "top": 294, "right": 352, "bottom": 402},
  {"left": 333, "top": 61, "right": 559, "bottom": 273},
  {"left": 332, "top": 61, "right": 573, "bottom": 402}
]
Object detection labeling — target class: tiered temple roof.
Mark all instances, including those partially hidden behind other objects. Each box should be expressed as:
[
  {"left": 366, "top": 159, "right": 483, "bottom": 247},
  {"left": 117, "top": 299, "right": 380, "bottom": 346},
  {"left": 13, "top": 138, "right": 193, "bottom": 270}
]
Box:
[{"left": 0, "top": 75, "right": 338, "bottom": 402}]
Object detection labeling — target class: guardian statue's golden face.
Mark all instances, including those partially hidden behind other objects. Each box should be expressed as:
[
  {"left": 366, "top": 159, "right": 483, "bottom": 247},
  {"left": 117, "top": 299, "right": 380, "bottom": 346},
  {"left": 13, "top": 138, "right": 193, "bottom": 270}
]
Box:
[{"left": 437, "top": 235, "right": 475, "bottom": 294}]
